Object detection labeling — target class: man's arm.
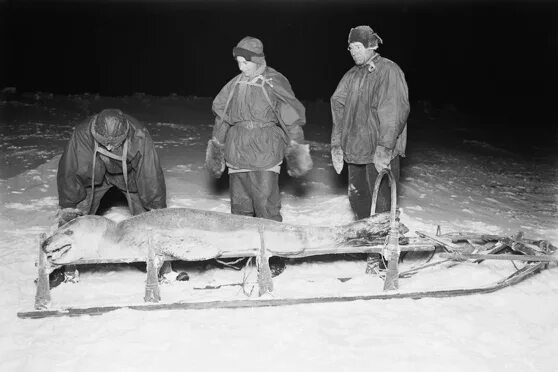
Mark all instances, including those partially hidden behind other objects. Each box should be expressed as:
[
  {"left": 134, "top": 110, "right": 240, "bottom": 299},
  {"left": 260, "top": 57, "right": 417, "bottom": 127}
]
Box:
[
  {"left": 377, "top": 65, "right": 410, "bottom": 150},
  {"left": 330, "top": 71, "right": 351, "bottom": 147},
  {"left": 136, "top": 131, "right": 167, "bottom": 209},
  {"left": 330, "top": 71, "right": 351, "bottom": 174},
  {"left": 374, "top": 64, "right": 409, "bottom": 171},
  {"left": 211, "top": 77, "right": 238, "bottom": 144},
  {"left": 57, "top": 129, "right": 88, "bottom": 209}
]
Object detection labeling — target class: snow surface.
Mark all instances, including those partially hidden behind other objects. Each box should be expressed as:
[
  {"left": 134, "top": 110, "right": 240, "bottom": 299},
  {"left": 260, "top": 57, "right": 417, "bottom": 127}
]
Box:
[{"left": 1, "top": 94, "right": 557, "bottom": 371}]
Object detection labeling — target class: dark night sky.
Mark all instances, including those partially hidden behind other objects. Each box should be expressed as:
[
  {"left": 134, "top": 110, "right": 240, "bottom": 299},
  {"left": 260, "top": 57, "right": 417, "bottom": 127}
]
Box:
[{"left": 2, "top": 0, "right": 557, "bottom": 127}]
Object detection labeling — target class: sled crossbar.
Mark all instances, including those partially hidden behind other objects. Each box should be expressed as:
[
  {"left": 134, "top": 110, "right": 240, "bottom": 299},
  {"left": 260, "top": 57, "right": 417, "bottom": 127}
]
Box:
[{"left": 50, "top": 240, "right": 434, "bottom": 265}]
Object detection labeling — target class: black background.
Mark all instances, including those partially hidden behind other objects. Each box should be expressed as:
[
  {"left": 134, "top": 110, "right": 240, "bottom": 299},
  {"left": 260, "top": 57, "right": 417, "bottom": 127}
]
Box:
[{"left": 2, "top": 0, "right": 557, "bottom": 130}]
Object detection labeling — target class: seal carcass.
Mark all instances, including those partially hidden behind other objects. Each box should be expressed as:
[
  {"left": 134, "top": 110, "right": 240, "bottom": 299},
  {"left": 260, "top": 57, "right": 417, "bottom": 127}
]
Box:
[{"left": 42, "top": 207, "right": 404, "bottom": 264}]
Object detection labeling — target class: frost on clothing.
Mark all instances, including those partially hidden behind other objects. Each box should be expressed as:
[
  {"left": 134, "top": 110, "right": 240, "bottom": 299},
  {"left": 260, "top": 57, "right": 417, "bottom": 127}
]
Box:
[
  {"left": 211, "top": 66, "right": 306, "bottom": 170},
  {"left": 57, "top": 114, "right": 167, "bottom": 211},
  {"left": 331, "top": 54, "right": 410, "bottom": 164}
]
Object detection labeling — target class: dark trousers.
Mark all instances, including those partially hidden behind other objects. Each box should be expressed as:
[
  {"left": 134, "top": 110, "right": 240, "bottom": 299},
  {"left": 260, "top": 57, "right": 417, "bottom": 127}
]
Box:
[
  {"left": 76, "top": 178, "right": 146, "bottom": 216},
  {"left": 229, "top": 171, "right": 282, "bottom": 222},
  {"left": 348, "top": 156, "right": 400, "bottom": 220}
]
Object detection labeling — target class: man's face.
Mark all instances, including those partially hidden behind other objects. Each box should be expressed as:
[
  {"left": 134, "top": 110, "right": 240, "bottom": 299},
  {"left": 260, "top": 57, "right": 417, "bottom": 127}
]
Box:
[
  {"left": 348, "top": 42, "right": 375, "bottom": 65},
  {"left": 236, "top": 56, "right": 258, "bottom": 76}
]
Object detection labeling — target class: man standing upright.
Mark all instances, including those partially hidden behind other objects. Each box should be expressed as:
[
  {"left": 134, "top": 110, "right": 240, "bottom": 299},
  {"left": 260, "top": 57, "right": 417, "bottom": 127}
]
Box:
[
  {"left": 206, "top": 36, "right": 312, "bottom": 276},
  {"left": 330, "top": 26, "right": 409, "bottom": 269},
  {"left": 331, "top": 25, "right": 409, "bottom": 219}
]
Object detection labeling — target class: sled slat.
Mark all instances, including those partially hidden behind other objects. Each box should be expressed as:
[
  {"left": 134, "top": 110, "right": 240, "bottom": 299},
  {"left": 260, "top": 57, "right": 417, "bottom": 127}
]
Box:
[
  {"left": 35, "top": 233, "right": 51, "bottom": 310},
  {"left": 441, "top": 252, "right": 558, "bottom": 262}
]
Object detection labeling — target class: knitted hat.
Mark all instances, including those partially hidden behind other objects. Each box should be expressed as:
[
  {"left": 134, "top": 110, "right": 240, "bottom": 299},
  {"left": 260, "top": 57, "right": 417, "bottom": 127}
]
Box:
[
  {"left": 348, "top": 25, "right": 383, "bottom": 49},
  {"left": 91, "top": 109, "right": 130, "bottom": 148},
  {"left": 232, "top": 36, "right": 266, "bottom": 64}
]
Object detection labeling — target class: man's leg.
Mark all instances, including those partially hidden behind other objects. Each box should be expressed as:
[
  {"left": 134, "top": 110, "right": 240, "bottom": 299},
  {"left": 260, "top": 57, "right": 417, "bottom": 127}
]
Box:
[
  {"left": 348, "top": 164, "right": 373, "bottom": 220},
  {"left": 127, "top": 192, "right": 148, "bottom": 216},
  {"left": 75, "top": 182, "right": 112, "bottom": 216},
  {"left": 251, "top": 171, "right": 282, "bottom": 222},
  {"left": 250, "top": 171, "right": 285, "bottom": 276},
  {"left": 229, "top": 173, "right": 255, "bottom": 217}
]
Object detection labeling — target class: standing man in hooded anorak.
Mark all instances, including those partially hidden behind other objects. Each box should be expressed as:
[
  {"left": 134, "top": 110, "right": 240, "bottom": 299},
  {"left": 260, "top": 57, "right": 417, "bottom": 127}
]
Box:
[
  {"left": 330, "top": 26, "right": 410, "bottom": 269},
  {"left": 207, "top": 36, "right": 311, "bottom": 222},
  {"left": 206, "top": 36, "right": 312, "bottom": 275}
]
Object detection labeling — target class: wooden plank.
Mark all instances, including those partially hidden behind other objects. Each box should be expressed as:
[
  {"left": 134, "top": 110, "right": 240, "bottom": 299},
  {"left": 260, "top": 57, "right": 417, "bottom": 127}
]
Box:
[
  {"left": 415, "top": 231, "right": 462, "bottom": 252},
  {"left": 49, "top": 241, "right": 435, "bottom": 266},
  {"left": 34, "top": 233, "right": 50, "bottom": 310},
  {"left": 441, "top": 253, "right": 558, "bottom": 262}
]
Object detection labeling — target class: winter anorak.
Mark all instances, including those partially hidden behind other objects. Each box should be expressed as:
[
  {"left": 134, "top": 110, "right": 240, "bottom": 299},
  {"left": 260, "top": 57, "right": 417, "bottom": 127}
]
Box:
[
  {"left": 212, "top": 65, "right": 305, "bottom": 170},
  {"left": 57, "top": 114, "right": 167, "bottom": 211},
  {"left": 331, "top": 54, "right": 410, "bottom": 164}
]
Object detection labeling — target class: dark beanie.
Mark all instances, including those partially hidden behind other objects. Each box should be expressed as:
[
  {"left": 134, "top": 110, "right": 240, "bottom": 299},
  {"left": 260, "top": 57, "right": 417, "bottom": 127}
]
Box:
[
  {"left": 232, "top": 36, "right": 266, "bottom": 64},
  {"left": 91, "top": 109, "right": 130, "bottom": 148},
  {"left": 348, "top": 25, "right": 383, "bottom": 48}
]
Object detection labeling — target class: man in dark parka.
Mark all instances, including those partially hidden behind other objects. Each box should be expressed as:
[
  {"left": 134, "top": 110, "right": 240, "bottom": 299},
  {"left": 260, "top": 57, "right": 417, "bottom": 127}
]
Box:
[
  {"left": 57, "top": 108, "right": 167, "bottom": 223},
  {"left": 53, "top": 109, "right": 169, "bottom": 284},
  {"left": 331, "top": 26, "right": 410, "bottom": 270},
  {"left": 207, "top": 36, "right": 310, "bottom": 222},
  {"left": 206, "top": 36, "right": 312, "bottom": 275},
  {"left": 331, "top": 25, "right": 409, "bottom": 219}
]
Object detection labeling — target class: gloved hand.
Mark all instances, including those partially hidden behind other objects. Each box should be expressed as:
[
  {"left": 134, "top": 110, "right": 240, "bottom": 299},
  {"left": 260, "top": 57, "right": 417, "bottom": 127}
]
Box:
[
  {"left": 205, "top": 137, "right": 226, "bottom": 178},
  {"left": 56, "top": 207, "right": 84, "bottom": 227},
  {"left": 285, "top": 140, "right": 313, "bottom": 178},
  {"left": 373, "top": 145, "right": 392, "bottom": 173},
  {"left": 331, "top": 145, "right": 344, "bottom": 174}
]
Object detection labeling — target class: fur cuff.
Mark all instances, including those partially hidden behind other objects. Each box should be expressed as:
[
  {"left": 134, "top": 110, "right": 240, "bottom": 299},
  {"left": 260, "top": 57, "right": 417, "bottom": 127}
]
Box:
[
  {"left": 57, "top": 207, "right": 84, "bottom": 227},
  {"left": 205, "top": 139, "right": 226, "bottom": 178},
  {"left": 285, "top": 141, "right": 313, "bottom": 178}
]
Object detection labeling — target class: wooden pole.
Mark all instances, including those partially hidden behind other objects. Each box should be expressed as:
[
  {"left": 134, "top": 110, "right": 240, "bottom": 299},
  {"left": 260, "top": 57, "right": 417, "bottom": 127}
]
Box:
[
  {"left": 441, "top": 253, "right": 558, "bottom": 262},
  {"left": 35, "top": 233, "right": 51, "bottom": 310},
  {"left": 370, "top": 168, "right": 400, "bottom": 291},
  {"left": 257, "top": 225, "right": 273, "bottom": 296},
  {"left": 144, "top": 235, "right": 161, "bottom": 303}
]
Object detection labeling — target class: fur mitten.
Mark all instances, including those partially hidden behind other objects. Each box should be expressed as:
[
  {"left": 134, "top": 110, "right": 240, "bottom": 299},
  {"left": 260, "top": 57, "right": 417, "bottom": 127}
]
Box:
[
  {"left": 285, "top": 141, "right": 313, "bottom": 178},
  {"left": 331, "top": 145, "right": 344, "bottom": 174},
  {"left": 205, "top": 138, "right": 226, "bottom": 178},
  {"left": 373, "top": 145, "right": 392, "bottom": 173}
]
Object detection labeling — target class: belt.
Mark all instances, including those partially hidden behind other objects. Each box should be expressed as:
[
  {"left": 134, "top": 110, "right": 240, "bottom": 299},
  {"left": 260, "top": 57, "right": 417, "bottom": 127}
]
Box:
[{"left": 235, "top": 120, "right": 276, "bottom": 129}]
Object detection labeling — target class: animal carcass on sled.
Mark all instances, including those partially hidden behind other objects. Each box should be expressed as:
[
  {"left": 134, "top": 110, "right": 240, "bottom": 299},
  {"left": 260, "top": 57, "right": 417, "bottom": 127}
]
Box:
[{"left": 18, "top": 170, "right": 556, "bottom": 319}]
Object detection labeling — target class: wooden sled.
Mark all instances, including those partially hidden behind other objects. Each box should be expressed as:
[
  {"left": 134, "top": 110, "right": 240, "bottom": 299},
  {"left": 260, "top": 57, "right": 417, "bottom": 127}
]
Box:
[{"left": 19, "top": 170, "right": 557, "bottom": 318}]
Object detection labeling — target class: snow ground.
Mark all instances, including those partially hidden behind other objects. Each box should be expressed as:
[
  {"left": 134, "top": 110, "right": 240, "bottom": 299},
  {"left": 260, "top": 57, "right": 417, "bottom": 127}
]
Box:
[{"left": 1, "top": 93, "right": 557, "bottom": 371}]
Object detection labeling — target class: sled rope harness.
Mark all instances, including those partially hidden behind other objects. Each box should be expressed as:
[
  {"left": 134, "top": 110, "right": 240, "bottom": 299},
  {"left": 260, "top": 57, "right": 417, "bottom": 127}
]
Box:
[{"left": 88, "top": 115, "right": 133, "bottom": 214}]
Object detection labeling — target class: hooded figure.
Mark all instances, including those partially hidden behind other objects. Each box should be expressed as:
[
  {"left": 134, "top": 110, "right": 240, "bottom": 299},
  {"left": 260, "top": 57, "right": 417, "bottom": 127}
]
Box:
[
  {"left": 57, "top": 109, "right": 167, "bottom": 225},
  {"left": 207, "top": 36, "right": 311, "bottom": 222}
]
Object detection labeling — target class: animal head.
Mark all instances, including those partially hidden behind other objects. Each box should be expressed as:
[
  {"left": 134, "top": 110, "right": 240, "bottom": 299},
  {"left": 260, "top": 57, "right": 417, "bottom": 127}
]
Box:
[{"left": 42, "top": 215, "right": 115, "bottom": 264}]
